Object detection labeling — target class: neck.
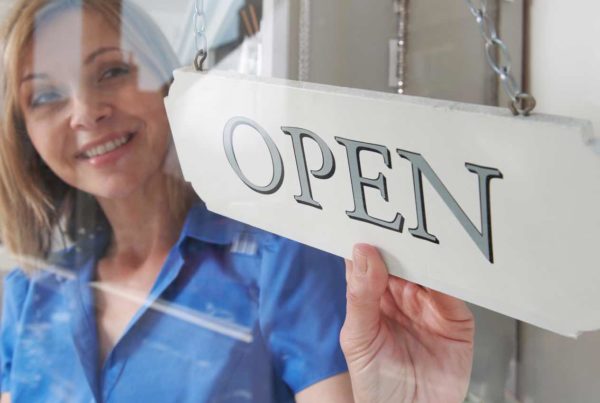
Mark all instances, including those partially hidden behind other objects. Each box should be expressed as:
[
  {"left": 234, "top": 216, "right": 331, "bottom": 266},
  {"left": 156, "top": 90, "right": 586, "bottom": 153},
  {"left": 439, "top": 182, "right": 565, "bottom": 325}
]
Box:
[{"left": 96, "top": 177, "right": 186, "bottom": 269}]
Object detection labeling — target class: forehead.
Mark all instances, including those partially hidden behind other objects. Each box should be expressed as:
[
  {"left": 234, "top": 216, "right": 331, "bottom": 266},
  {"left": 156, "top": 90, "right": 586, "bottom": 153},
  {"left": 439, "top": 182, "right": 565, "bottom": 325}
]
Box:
[{"left": 23, "top": 8, "right": 121, "bottom": 76}]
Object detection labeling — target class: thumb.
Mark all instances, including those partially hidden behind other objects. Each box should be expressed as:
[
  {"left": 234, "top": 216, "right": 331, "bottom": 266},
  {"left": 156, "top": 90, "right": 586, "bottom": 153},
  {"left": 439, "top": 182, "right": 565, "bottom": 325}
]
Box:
[{"left": 341, "top": 244, "right": 389, "bottom": 350}]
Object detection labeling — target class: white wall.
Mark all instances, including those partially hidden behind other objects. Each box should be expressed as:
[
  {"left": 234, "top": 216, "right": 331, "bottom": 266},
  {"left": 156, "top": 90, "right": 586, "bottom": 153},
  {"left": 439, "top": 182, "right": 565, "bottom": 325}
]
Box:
[
  {"left": 529, "top": 1, "right": 600, "bottom": 130},
  {"left": 517, "top": 2, "right": 600, "bottom": 402}
]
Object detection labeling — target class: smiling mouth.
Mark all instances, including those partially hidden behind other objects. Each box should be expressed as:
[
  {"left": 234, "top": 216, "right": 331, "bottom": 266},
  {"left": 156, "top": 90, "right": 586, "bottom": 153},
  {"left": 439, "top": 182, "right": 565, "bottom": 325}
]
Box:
[{"left": 79, "top": 133, "right": 134, "bottom": 159}]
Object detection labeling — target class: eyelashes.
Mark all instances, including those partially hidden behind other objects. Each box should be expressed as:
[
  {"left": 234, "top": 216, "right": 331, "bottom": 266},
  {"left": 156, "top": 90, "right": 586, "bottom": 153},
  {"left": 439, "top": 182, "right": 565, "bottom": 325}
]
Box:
[
  {"left": 30, "top": 88, "right": 66, "bottom": 108},
  {"left": 98, "top": 63, "right": 133, "bottom": 82}
]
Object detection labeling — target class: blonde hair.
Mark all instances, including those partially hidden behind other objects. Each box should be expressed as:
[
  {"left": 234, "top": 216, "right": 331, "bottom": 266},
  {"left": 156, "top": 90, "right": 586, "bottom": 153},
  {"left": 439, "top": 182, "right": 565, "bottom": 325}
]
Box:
[{"left": 0, "top": 0, "right": 195, "bottom": 265}]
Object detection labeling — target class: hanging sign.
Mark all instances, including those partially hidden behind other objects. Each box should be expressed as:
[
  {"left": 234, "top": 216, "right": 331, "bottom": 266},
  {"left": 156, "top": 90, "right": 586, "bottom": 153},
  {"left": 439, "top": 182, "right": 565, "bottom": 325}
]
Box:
[{"left": 165, "top": 68, "right": 600, "bottom": 337}]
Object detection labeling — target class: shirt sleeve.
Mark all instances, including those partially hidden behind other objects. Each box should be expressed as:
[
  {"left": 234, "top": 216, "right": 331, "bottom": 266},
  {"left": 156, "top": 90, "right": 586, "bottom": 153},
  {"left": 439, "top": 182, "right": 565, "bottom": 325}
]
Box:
[
  {"left": 257, "top": 236, "right": 348, "bottom": 394},
  {"left": 1, "top": 269, "right": 30, "bottom": 393}
]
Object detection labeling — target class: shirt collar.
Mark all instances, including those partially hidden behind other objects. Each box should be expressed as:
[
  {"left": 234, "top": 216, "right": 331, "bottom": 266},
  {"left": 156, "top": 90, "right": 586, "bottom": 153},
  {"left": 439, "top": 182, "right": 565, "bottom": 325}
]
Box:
[
  {"left": 177, "top": 202, "right": 246, "bottom": 246},
  {"left": 56, "top": 202, "right": 242, "bottom": 272}
]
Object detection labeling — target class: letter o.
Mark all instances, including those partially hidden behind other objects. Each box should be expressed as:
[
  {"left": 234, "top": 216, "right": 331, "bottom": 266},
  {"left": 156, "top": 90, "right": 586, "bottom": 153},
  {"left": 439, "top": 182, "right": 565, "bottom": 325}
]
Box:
[{"left": 223, "top": 117, "right": 284, "bottom": 195}]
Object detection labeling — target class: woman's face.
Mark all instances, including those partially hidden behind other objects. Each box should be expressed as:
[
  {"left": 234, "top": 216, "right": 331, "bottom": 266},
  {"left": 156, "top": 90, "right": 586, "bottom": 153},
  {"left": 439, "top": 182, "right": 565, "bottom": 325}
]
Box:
[{"left": 19, "top": 8, "right": 172, "bottom": 200}]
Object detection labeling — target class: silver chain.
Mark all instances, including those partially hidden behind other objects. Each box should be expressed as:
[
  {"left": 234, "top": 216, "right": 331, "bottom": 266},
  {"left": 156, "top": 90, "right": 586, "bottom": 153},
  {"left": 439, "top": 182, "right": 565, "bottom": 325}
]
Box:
[
  {"left": 298, "top": 0, "right": 311, "bottom": 81},
  {"left": 193, "top": 0, "right": 208, "bottom": 71},
  {"left": 393, "top": 0, "right": 409, "bottom": 94},
  {"left": 464, "top": 0, "right": 535, "bottom": 115}
]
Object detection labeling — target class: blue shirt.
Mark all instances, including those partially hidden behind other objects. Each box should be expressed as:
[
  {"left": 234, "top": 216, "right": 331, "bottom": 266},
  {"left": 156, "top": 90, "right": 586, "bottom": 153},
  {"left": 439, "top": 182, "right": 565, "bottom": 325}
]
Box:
[{"left": 0, "top": 204, "right": 348, "bottom": 402}]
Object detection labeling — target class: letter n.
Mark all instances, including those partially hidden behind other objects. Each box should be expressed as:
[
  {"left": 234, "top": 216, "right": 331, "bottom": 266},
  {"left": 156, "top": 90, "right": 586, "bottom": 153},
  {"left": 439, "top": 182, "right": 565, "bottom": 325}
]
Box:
[{"left": 397, "top": 149, "right": 503, "bottom": 263}]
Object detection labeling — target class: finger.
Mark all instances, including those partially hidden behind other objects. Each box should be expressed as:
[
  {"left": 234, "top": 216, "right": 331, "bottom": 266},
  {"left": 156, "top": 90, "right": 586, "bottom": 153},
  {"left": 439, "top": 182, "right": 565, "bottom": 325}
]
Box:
[
  {"left": 341, "top": 244, "right": 389, "bottom": 345},
  {"left": 380, "top": 288, "right": 411, "bottom": 328},
  {"left": 388, "top": 276, "right": 472, "bottom": 323},
  {"left": 426, "top": 288, "right": 474, "bottom": 323},
  {"left": 388, "top": 276, "right": 427, "bottom": 320}
]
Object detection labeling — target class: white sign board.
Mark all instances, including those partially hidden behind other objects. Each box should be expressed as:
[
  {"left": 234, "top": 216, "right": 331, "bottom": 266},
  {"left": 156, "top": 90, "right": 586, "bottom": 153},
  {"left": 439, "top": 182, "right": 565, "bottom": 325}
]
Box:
[{"left": 165, "top": 68, "right": 600, "bottom": 337}]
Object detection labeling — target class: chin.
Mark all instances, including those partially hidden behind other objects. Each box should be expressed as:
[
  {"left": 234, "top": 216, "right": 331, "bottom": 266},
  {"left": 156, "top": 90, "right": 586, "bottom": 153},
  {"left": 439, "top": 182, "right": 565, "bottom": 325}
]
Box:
[{"left": 81, "top": 179, "right": 142, "bottom": 201}]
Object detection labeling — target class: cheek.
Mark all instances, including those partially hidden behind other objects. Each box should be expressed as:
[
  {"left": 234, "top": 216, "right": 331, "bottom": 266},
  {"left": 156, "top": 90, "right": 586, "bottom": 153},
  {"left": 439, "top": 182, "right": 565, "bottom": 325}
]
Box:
[
  {"left": 135, "top": 94, "right": 171, "bottom": 142},
  {"left": 27, "top": 130, "right": 51, "bottom": 161},
  {"left": 141, "top": 93, "right": 168, "bottom": 118},
  {"left": 155, "top": 110, "right": 171, "bottom": 139},
  {"left": 26, "top": 124, "right": 68, "bottom": 171}
]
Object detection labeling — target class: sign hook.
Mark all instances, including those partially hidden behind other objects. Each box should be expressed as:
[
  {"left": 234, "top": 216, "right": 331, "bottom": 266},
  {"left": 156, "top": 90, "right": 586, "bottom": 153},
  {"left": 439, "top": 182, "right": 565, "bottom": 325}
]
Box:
[
  {"left": 193, "top": 0, "right": 208, "bottom": 71},
  {"left": 464, "top": 0, "right": 536, "bottom": 116}
]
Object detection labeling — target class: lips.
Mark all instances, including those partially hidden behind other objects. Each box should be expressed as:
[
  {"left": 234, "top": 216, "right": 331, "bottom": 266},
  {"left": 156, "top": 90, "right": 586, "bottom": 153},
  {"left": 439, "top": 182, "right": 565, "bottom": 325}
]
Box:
[{"left": 77, "top": 132, "right": 135, "bottom": 159}]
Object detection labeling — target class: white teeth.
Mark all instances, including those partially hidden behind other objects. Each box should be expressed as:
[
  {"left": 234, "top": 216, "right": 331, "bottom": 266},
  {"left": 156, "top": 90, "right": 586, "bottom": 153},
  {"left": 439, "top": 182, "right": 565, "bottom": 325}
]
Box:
[{"left": 83, "top": 134, "right": 130, "bottom": 159}]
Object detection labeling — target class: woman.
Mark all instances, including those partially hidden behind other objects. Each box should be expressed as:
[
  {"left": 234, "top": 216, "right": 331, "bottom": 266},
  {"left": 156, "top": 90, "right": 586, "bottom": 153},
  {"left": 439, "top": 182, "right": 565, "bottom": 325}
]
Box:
[{"left": 0, "top": 0, "right": 474, "bottom": 402}]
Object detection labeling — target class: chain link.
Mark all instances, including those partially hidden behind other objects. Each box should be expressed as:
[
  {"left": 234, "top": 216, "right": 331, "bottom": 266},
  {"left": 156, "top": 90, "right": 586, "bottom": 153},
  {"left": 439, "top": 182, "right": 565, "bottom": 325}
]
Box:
[
  {"left": 193, "top": 0, "right": 208, "bottom": 71},
  {"left": 464, "top": 0, "right": 536, "bottom": 115},
  {"left": 476, "top": 12, "right": 497, "bottom": 43},
  {"left": 466, "top": 0, "right": 487, "bottom": 17},
  {"left": 485, "top": 37, "right": 511, "bottom": 76},
  {"left": 393, "top": 0, "right": 409, "bottom": 94}
]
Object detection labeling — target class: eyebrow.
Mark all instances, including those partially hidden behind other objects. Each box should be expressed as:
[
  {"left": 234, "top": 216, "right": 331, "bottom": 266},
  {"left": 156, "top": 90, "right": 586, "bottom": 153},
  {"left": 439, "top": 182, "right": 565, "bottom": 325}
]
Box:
[
  {"left": 20, "top": 73, "right": 49, "bottom": 84},
  {"left": 84, "top": 46, "right": 125, "bottom": 64}
]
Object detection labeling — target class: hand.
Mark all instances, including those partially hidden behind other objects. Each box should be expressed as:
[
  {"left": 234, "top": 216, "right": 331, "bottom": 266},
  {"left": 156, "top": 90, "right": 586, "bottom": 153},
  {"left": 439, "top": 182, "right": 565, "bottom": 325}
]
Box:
[{"left": 340, "top": 244, "right": 474, "bottom": 403}]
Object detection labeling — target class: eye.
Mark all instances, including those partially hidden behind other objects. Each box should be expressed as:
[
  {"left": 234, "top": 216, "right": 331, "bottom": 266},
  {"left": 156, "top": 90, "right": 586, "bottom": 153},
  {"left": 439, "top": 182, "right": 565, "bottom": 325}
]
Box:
[
  {"left": 99, "top": 64, "right": 131, "bottom": 81},
  {"left": 30, "top": 89, "right": 65, "bottom": 108}
]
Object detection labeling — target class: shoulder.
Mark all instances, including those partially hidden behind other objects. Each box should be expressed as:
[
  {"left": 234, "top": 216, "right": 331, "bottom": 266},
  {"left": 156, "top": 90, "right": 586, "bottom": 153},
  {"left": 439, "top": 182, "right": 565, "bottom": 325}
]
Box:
[
  {"left": 1, "top": 269, "right": 32, "bottom": 330},
  {"left": 3, "top": 269, "right": 30, "bottom": 302},
  {"left": 1, "top": 233, "right": 99, "bottom": 310},
  {"left": 2, "top": 262, "right": 68, "bottom": 316},
  {"left": 225, "top": 223, "right": 345, "bottom": 284},
  {"left": 243, "top": 226, "right": 346, "bottom": 307},
  {"left": 254, "top": 230, "right": 344, "bottom": 275}
]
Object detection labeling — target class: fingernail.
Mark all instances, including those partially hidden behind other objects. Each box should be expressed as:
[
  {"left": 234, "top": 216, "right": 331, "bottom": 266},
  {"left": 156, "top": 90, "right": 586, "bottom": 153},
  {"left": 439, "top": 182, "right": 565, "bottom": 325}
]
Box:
[{"left": 353, "top": 247, "right": 368, "bottom": 275}]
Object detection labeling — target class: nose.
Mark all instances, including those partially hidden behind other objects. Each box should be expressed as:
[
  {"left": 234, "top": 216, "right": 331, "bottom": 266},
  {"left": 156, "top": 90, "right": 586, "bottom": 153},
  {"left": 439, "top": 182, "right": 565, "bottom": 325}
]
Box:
[{"left": 69, "top": 91, "right": 112, "bottom": 131}]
